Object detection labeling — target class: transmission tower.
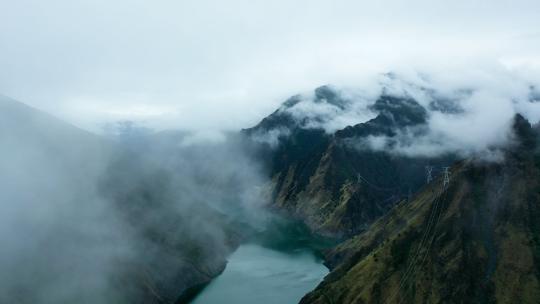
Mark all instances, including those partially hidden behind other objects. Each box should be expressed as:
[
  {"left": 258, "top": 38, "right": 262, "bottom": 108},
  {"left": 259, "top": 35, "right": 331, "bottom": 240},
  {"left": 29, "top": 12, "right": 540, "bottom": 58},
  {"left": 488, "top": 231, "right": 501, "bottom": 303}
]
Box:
[
  {"left": 425, "top": 166, "right": 433, "bottom": 184},
  {"left": 443, "top": 167, "right": 451, "bottom": 187}
]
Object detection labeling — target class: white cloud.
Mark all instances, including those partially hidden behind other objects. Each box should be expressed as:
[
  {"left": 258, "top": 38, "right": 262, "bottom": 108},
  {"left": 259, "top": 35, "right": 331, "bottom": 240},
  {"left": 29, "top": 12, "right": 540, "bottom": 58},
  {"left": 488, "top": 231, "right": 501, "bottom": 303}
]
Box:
[
  {"left": 178, "top": 130, "right": 227, "bottom": 147},
  {"left": 1, "top": 0, "right": 539, "bottom": 132},
  {"left": 284, "top": 89, "right": 377, "bottom": 133},
  {"left": 249, "top": 127, "right": 291, "bottom": 149},
  {"left": 349, "top": 68, "right": 540, "bottom": 159}
]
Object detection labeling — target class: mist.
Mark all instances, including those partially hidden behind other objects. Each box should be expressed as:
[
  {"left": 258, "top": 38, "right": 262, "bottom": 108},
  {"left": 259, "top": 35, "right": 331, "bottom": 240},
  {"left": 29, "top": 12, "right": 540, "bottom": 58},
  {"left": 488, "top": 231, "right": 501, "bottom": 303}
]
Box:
[
  {"left": 1, "top": 1, "right": 539, "bottom": 132},
  {"left": 1, "top": 1, "right": 540, "bottom": 302},
  {"left": 257, "top": 65, "right": 540, "bottom": 159},
  {"left": 0, "top": 96, "right": 272, "bottom": 303},
  {"left": 361, "top": 68, "right": 540, "bottom": 159}
]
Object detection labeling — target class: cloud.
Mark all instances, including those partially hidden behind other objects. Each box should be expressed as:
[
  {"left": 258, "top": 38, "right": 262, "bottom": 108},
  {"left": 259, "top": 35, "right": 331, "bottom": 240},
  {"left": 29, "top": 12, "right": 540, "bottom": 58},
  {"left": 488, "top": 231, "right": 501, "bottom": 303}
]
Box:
[
  {"left": 1, "top": 0, "right": 539, "bottom": 132},
  {"left": 244, "top": 62, "right": 540, "bottom": 160},
  {"left": 283, "top": 87, "right": 377, "bottom": 133},
  {"left": 0, "top": 96, "right": 272, "bottom": 303},
  {"left": 177, "top": 130, "right": 227, "bottom": 147},
  {"left": 249, "top": 127, "right": 291, "bottom": 148},
  {"left": 346, "top": 67, "right": 540, "bottom": 159}
]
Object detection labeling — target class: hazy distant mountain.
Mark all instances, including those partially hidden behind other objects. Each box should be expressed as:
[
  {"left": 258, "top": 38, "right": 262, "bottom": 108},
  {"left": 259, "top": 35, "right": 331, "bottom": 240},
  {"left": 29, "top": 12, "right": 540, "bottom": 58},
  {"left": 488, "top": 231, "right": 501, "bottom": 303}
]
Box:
[
  {"left": 0, "top": 94, "right": 111, "bottom": 175},
  {"left": 0, "top": 95, "right": 239, "bottom": 304}
]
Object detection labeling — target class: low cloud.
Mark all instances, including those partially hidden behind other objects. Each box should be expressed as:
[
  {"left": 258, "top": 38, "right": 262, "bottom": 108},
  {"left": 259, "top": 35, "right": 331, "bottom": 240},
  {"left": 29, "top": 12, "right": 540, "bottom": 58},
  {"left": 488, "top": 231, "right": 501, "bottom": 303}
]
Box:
[
  {"left": 2, "top": 1, "right": 539, "bottom": 132},
  {"left": 0, "top": 96, "right": 272, "bottom": 303},
  {"left": 260, "top": 65, "right": 540, "bottom": 160},
  {"left": 351, "top": 67, "right": 540, "bottom": 159},
  {"left": 284, "top": 87, "right": 377, "bottom": 133},
  {"left": 249, "top": 127, "right": 291, "bottom": 149}
]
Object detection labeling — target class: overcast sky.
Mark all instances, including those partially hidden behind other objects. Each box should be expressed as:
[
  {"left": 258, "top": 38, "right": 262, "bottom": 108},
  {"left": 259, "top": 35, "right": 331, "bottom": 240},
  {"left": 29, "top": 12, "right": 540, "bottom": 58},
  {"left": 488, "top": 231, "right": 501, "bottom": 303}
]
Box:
[{"left": 1, "top": 0, "right": 539, "bottom": 132}]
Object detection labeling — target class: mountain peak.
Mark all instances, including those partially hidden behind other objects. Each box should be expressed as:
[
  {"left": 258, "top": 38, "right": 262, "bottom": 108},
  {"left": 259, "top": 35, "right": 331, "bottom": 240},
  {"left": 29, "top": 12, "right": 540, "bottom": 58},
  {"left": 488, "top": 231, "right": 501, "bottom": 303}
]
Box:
[
  {"left": 507, "top": 113, "right": 538, "bottom": 157},
  {"left": 313, "top": 85, "right": 348, "bottom": 110},
  {"left": 336, "top": 95, "right": 428, "bottom": 139},
  {"left": 370, "top": 95, "right": 428, "bottom": 126}
]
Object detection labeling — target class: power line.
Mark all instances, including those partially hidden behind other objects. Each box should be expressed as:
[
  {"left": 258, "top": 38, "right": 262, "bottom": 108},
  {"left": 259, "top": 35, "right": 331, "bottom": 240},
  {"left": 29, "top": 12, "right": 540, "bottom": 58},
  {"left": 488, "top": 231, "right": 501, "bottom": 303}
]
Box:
[
  {"left": 388, "top": 172, "right": 451, "bottom": 304},
  {"left": 398, "top": 188, "right": 449, "bottom": 304},
  {"left": 357, "top": 173, "right": 400, "bottom": 192},
  {"left": 388, "top": 186, "right": 443, "bottom": 304}
]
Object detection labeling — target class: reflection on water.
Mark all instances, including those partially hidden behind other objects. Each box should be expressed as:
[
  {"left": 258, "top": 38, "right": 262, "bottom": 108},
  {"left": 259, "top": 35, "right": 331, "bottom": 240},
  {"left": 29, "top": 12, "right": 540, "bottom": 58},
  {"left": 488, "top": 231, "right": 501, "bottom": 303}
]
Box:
[{"left": 190, "top": 244, "right": 328, "bottom": 304}]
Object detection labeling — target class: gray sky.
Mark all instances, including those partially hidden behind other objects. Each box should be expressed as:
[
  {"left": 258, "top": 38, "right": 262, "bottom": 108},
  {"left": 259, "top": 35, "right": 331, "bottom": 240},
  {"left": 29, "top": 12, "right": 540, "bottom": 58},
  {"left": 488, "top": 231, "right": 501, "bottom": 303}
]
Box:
[{"left": 1, "top": 0, "right": 539, "bottom": 132}]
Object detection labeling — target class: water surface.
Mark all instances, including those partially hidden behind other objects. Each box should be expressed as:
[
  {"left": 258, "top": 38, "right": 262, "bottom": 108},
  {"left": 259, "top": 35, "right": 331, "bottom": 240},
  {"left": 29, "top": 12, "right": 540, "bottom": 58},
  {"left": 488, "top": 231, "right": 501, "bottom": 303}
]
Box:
[{"left": 191, "top": 243, "right": 328, "bottom": 304}]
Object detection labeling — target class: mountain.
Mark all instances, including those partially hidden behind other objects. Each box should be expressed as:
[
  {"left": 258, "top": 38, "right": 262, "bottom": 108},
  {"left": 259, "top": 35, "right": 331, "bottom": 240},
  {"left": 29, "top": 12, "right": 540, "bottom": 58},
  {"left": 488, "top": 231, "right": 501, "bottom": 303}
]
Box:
[
  {"left": 0, "top": 94, "right": 111, "bottom": 174},
  {"left": 6, "top": 82, "right": 538, "bottom": 303},
  {"left": 244, "top": 86, "right": 455, "bottom": 237},
  {"left": 300, "top": 114, "right": 540, "bottom": 303},
  {"left": 0, "top": 95, "right": 238, "bottom": 304}
]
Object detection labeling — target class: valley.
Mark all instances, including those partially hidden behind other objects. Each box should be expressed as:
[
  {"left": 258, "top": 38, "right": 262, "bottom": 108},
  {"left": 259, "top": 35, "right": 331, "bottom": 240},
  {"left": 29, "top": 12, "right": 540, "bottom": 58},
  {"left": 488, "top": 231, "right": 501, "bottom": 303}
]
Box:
[{"left": 3, "top": 80, "right": 540, "bottom": 304}]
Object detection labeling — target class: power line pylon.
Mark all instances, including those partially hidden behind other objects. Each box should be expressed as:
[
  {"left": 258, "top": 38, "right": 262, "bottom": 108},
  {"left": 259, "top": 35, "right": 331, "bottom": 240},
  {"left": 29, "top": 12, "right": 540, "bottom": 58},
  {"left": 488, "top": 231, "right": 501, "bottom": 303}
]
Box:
[
  {"left": 443, "top": 167, "right": 451, "bottom": 188},
  {"left": 425, "top": 166, "right": 433, "bottom": 184}
]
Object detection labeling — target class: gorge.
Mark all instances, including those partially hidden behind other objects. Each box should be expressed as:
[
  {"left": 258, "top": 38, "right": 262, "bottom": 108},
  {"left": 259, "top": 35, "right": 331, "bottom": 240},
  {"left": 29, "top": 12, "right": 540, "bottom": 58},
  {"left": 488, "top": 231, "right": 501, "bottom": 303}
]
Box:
[{"left": 2, "top": 75, "right": 540, "bottom": 304}]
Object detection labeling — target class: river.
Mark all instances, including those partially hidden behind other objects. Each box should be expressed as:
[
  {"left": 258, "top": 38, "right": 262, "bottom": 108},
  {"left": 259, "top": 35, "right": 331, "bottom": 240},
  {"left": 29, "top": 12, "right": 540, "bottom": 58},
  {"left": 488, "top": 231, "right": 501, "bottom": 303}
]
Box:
[{"left": 190, "top": 220, "right": 331, "bottom": 304}]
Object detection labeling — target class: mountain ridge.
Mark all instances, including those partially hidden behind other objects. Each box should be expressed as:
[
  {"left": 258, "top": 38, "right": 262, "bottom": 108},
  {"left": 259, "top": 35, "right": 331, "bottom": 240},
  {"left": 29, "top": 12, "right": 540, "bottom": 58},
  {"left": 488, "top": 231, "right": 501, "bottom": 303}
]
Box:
[
  {"left": 299, "top": 114, "right": 540, "bottom": 303},
  {"left": 245, "top": 86, "right": 455, "bottom": 237}
]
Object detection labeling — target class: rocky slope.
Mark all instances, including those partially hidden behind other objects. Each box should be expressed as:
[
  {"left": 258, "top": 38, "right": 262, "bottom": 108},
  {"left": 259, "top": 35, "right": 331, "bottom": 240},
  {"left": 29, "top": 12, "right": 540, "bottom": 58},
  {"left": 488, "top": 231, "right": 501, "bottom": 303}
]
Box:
[
  {"left": 245, "top": 86, "right": 454, "bottom": 237},
  {"left": 300, "top": 115, "right": 540, "bottom": 303}
]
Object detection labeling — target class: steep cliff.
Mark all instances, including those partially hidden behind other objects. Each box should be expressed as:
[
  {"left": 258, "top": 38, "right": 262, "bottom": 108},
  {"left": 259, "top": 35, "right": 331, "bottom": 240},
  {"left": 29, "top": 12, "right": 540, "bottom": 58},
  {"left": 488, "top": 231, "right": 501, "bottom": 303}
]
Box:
[
  {"left": 301, "top": 115, "right": 540, "bottom": 303},
  {"left": 245, "top": 87, "right": 454, "bottom": 237}
]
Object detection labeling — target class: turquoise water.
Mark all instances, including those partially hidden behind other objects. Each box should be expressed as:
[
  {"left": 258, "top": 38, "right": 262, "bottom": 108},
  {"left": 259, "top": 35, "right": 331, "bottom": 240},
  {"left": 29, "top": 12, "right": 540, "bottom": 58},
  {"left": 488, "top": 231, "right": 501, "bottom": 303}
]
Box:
[{"left": 190, "top": 243, "right": 328, "bottom": 304}]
